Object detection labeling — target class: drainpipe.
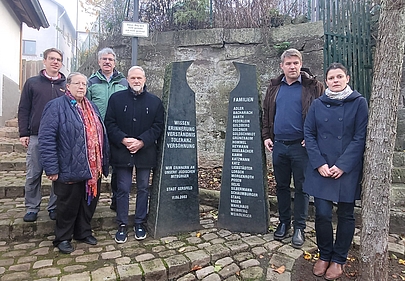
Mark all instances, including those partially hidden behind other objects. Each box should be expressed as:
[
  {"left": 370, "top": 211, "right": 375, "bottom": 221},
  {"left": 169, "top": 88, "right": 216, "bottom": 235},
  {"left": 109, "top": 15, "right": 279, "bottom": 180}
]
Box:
[{"left": 56, "top": 11, "right": 66, "bottom": 50}]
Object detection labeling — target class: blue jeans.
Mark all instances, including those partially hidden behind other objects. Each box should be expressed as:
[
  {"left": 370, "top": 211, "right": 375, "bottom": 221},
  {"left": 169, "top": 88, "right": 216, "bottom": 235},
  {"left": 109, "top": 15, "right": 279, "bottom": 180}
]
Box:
[
  {"left": 314, "top": 198, "right": 355, "bottom": 264},
  {"left": 115, "top": 167, "right": 151, "bottom": 225},
  {"left": 272, "top": 140, "right": 309, "bottom": 229}
]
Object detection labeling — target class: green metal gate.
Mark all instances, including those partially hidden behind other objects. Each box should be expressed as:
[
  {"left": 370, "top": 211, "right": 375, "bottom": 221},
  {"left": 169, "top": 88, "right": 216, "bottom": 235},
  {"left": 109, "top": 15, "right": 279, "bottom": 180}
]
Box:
[{"left": 321, "top": 0, "right": 374, "bottom": 100}]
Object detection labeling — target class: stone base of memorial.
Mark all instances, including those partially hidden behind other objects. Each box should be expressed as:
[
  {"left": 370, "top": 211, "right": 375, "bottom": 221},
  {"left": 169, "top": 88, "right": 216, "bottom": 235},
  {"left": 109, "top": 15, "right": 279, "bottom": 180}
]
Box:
[
  {"left": 217, "top": 62, "right": 269, "bottom": 234},
  {"left": 148, "top": 61, "right": 201, "bottom": 238}
]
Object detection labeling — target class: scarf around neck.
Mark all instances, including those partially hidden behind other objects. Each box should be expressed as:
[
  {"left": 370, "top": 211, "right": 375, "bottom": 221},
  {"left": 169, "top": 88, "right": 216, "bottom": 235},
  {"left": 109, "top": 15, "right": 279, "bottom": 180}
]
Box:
[
  {"left": 325, "top": 85, "right": 353, "bottom": 100},
  {"left": 67, "top": 91, "right": 103, "bottom": 205}
]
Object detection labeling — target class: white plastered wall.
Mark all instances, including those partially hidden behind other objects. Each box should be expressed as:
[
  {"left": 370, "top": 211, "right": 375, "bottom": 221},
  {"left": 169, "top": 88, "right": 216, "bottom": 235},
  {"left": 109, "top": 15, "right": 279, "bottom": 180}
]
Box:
[{"left": 0, "top": 1, "right": 22, "bottom": 125}]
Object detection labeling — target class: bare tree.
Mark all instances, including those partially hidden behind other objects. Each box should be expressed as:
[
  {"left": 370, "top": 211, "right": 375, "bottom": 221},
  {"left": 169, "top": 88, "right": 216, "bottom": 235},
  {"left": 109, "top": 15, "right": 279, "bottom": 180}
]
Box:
[{"left": 360, "top": 0, "right": 405, "bottom": 280}]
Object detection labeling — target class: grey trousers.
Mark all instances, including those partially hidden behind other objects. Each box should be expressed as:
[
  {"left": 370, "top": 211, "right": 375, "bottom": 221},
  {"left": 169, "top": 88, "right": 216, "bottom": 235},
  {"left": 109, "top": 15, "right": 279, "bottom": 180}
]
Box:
[{"left": 25, "top": 135, "right": 57, "bottom": 213}]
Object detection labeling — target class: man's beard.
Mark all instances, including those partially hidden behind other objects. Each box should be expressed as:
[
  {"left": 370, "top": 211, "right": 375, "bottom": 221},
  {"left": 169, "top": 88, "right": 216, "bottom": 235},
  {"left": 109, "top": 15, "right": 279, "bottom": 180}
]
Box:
[{"left": 132, "top": 85, "right": 142, "bottom": 92}]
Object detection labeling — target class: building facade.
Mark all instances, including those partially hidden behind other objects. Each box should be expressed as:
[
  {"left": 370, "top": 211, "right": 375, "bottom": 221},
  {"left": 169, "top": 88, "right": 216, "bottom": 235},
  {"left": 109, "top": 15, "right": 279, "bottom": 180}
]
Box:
[
  {"left": 22, "top": 0, "right": 75, "bottom": 75},
  {"left": 0, "top": 0, "right": 48, "bottom": 126}
]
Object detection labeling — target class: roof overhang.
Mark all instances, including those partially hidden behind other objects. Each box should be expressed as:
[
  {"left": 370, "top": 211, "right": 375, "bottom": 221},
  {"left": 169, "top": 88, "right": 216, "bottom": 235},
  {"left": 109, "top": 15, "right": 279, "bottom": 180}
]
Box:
[{"left": 6, "top": 0, "right": 49, "bottom": 30}]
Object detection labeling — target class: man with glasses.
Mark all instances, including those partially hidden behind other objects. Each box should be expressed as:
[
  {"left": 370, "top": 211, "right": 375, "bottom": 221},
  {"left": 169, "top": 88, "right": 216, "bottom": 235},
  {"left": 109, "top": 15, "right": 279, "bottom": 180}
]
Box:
[
  {"left": 87, "top": 47, "right": 128, "bottom": 211},
  {"left": 18, "top": 48, "right": 66, "bottom": 222}
]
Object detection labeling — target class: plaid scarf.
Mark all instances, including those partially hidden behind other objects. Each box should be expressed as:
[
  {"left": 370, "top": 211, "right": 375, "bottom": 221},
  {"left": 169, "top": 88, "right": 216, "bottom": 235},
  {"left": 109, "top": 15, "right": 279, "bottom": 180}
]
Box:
[
  {"left": 325, "top": 85, "right": 353, "bottom": 100},
  {"left": 67, "top": 91, "right": 103, "bottom": 205}
]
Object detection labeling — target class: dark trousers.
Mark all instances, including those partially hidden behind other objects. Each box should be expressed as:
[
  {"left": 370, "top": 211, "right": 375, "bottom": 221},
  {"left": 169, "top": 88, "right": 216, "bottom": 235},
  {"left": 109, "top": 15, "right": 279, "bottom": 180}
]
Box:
[
  {"left": 53, "top": 179, "right": 100, "bottom": 246},
  {"left": 314, "top": 198, "right": 355, "bottom": 264},
  {"left": 115, "top": 167, "right": 151, "bottom": 226},
  {"left": 272, "top": 140, "right": 309, "bottom": 229},
  {"left": 111, "top": 168, "right": 117, "bottom": 202}
]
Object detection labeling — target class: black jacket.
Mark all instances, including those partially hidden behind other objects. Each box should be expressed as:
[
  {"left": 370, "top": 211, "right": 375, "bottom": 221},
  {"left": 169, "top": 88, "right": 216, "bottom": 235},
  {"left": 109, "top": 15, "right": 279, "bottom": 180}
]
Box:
[
  {"left": 105, "top": 86, "right": 164, "bottom": 168},
  {"left": 18, "top": 70, "right": 66, "bottom": 137}
]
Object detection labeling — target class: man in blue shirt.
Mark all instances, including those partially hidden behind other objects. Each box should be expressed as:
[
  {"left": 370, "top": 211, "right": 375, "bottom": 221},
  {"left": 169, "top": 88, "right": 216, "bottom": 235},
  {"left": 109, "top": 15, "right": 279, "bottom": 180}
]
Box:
[{"left": 262, "top": 49, "right": 324, "bottom": 248}]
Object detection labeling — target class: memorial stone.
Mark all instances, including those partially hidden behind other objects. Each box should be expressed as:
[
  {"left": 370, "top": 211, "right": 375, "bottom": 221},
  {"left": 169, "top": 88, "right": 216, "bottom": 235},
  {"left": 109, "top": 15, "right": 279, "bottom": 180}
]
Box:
[
  {"left": 218, "top": 62, "right": 269, "bottom": 234},
  {"left": 148, "top": 61, "right": 201, "bottom": 238}
]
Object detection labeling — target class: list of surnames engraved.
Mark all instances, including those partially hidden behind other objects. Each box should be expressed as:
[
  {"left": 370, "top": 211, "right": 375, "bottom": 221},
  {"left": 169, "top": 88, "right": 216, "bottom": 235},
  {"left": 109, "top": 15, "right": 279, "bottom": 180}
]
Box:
[{"left": 230, "top": 97, "right": 259, "bottom": 218}]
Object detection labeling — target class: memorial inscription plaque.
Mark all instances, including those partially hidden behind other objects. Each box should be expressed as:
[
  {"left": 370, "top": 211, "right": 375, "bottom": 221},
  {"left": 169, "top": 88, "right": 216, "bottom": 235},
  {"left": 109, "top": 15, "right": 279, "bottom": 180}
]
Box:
[
  {"left": 148, "top": 61, "right": 201, "bottom": 238},
  {"left": 217, "top": 62, "right": 269, "bottom": 234}
]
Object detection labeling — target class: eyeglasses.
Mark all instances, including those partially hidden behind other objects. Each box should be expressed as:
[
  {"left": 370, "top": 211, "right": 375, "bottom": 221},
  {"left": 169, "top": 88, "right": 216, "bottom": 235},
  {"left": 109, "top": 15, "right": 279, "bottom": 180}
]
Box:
[
  {"left": 101, "top": 57, "right": 115, "bottom": 62},
  {"left": 47, "top": 56, "right": 62, "bottom": 63},
  {"left": 70, "top": 82, "right": 87, "bottom": 87}
]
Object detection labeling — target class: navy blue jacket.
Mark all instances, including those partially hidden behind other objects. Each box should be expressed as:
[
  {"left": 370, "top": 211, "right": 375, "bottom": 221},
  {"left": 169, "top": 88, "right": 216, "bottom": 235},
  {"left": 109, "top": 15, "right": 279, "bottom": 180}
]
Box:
[
  {"left": 105, "top": 86, "right": 164, "bottom": 168},
  {"left": 38, "top": 95, "right": 109, "bottom": 183},
  {"left": 303, "top": 91, "right": 368, "bottom": 202}
]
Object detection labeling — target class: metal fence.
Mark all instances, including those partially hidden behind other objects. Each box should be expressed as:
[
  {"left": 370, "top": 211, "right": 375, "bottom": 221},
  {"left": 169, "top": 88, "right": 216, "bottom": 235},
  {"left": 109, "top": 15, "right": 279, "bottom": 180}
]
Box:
[{"left": 321, "top": 0, "right": 374, "bottom": 100}]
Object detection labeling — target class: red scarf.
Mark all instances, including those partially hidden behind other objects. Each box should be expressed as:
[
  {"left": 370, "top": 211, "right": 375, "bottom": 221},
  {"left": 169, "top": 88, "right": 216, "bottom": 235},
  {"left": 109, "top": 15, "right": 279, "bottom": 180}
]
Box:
[{"left": 67, "top": 92, "right": 103, "bottom": 204}]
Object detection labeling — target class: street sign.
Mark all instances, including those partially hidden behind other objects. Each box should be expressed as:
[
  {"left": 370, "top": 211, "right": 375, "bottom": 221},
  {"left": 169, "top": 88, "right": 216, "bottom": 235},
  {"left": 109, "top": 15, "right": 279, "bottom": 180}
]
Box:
[{"left": 121, "top": 21, "right": 149, "bottom": 37}]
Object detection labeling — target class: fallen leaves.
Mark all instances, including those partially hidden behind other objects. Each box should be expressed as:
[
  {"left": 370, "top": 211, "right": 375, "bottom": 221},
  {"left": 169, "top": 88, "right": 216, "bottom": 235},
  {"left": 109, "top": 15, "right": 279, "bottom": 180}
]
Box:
[
  {"left": 303, "top": 251, "right": 319, "bottom": 261},
  {"left": 214, "top": 265, "right": 222, "bottom": 272},
  {"left": 274, "top": 265, "right": 286, "bottom": 274},
  {"left": 191, "top": 265, "right": 202, "bottom": 271}
]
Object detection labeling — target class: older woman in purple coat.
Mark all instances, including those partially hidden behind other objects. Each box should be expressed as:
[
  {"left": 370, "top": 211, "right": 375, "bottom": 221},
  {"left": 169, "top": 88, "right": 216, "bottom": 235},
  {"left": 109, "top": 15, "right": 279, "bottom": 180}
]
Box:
[{"left": 303, "top": 63, "right": 368, "bottom": 280}]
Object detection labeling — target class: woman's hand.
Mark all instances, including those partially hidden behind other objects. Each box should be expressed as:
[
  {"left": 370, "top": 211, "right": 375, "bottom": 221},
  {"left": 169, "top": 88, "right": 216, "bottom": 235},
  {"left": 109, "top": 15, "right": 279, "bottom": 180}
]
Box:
[
  {"left": 47, "top": 174, "right": 58, "bottom": 181},
  {"left": 330, "top": 165, "right": 344, "bottom": 179},
  {"left": 317, "top": 164, "right": 333, "bottom": 178}
]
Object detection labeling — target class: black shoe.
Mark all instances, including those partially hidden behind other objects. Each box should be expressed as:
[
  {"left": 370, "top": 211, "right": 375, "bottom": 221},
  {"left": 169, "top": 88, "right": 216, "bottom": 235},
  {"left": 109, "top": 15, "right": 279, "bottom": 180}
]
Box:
[
  {"left": 274, "top": 222, "right": 290, "bottom": 240},
  {"left": 57, "top": 241, "right": 74, "bottom": 254},
  {"left": 77, "top": 235, "right": 97, "bottom": 245},
  {"left": 291, "top": 228, "right": 305, "bottom": 248},
  {"left": 48, "top": 210, "right": 57, "bottom": 220},
  {"left": 23, "top": 212, "right": 38, "bottom": 222}
]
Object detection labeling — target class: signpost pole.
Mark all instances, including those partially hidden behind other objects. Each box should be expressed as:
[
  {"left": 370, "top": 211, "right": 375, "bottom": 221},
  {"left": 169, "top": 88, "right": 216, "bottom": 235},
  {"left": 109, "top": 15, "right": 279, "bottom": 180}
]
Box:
[{"left": 132, "top": 0, "right": 139, "bottom": 66}]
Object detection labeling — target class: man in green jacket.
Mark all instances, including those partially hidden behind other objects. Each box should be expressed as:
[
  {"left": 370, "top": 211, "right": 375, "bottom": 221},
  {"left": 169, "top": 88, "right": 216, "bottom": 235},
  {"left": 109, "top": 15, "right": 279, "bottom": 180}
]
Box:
[{"left": 87, "top": 47, "right": 128, "bottom": 211}]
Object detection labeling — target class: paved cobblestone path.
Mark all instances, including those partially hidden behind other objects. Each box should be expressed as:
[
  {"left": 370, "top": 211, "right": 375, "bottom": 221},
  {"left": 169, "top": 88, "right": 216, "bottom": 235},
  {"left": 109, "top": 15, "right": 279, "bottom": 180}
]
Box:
[
  {"left": 2, "top": 193, "right": 404, "bottom": 281},
  {"left": 0, "top": 193, "right": 317, "bottom": 281}
]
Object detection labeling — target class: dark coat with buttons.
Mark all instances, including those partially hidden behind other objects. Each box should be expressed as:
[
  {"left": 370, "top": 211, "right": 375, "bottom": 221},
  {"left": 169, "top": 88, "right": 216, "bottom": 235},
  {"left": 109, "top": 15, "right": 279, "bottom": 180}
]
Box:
[
  {"left": 105, "top": 86, "right": 164, "bottom": 168},
  {"left": 303, "top": 91, "right": 368, "bottom": 202}
]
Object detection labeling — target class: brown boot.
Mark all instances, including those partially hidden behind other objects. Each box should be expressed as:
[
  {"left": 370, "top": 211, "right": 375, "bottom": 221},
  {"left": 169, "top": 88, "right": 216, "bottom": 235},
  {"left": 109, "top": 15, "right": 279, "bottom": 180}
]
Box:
[
  {"left": 313, "top": 259, "right": 329, "bottom": 277},
  {"left": 324, "top": 262, "right": 344, "bottom": 280}
]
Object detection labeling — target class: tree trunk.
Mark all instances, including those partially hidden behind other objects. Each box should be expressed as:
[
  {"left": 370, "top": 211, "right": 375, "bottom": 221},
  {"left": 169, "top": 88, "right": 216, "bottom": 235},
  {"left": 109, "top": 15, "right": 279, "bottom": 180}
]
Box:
[{"left": 360, "top": 1, "right": 405, "bottom": 280}]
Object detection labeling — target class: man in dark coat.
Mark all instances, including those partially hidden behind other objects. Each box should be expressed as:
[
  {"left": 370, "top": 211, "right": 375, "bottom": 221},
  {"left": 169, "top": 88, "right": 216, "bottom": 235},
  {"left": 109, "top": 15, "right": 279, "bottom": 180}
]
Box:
[
  {"left": 105, "top": 66, "right": 164, "bottom": 243},
  {"left": 261, "top": 48, "right": 324, "bottom": 248},
  {"left": 18, "top": 48, "right": 66, "bottom": 222}
]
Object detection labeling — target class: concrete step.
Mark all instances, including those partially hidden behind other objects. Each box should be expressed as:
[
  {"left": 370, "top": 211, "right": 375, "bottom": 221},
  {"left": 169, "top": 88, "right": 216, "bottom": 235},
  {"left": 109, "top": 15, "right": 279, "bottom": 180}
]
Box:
[
  {"left": 4, "top": 118, "right": 18, "bottom": 128},
  {"left": 0, "top": 173, "right": 118, "bottom": 199},
  {"left": 0, "top": 152, "right": 27, "bottom": 171},
  {"left": 0, "top": 126, "right": 19, "bottom": 139},
  {"left": 0, "top": 193, "right": 133, "bottom": 240}
]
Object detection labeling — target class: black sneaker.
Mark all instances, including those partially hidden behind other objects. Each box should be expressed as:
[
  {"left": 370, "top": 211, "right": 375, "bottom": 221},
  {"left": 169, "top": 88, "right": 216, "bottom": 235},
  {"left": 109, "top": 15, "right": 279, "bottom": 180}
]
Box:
[
  {"left": 48, "top": 210, "right": 57, "bottom": 220},
  {"left": 134, "top": 224, "right": 147, "bottom": 240},
  {"left": 115, "top": 224, "right": 127, "bottom": 244},
  {"left": 23, "top": 212, "right": 38, "bottom": 222}
]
